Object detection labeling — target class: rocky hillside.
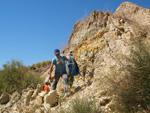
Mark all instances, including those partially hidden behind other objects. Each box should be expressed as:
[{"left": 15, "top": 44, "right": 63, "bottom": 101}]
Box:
[{"left": 0, "top": 2, "right": 150, "bottom": 113}]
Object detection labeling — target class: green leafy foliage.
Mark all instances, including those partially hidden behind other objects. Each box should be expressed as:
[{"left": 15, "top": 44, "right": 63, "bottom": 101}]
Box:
[
  {"left": 0, "top": 60, "right": 44, "bottom": 95},
  {"left": 59, "top": 97, "right": 102, "bottom": 113},
  {"left": 30, "top": 60, "right": 51, "bottom": 70},
  {"left": 112, "top": 41, "right": 150, "bottom": 112}
]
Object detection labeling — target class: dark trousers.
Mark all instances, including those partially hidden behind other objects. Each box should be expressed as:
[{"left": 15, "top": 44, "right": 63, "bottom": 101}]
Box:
[
  {"left": 68, "top": 74, "right": 74, "bottom": 87},
  {"left": 51, "top": 72, "right": 69, "bottom": 92}
]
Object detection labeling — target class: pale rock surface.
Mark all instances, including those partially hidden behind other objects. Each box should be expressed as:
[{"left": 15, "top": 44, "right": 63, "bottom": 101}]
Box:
[
  {"left": 30, "top": 91, "right": 46, "bottom": 106},
  {"left": 31, "top": 84, "right": 42, "bottom": 100},
  {"left": 10, "top": 91, "right": 20, "bottom": 104},
  {"left": 44, "top": 90, "right": 58, "bottom": 107},
  {"left": 24, "top": 90, "right": 34, "bottom": 106}
]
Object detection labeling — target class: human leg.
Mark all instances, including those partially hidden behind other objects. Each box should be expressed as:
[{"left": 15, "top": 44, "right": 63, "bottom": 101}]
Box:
[
  {"left": 51, "top": 72, "right": 61, "bottom": 90},
  {"left": 68, "top": 74, "right": 74, "bottom": 87},
  {"left": 62, "top": 73, "right": 70, "bottom": 93}
]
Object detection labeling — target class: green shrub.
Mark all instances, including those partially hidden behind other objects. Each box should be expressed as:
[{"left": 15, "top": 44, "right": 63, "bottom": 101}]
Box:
[
  {"left": 42, "top": 61, "right": 47, "bottom": 67},
  {"left": 0, "top": 60, "right": 44, "bottom": 95},
  {"left": 36, "top": 62, "right": 42, "bottom": 68},
  {"left": 25, "top": 71, "right": 44, "bottom": 88},
  {"left": 46, "top": 61, "right": 51, "bottom": 65},
  {"left": 30, "top": 60, "right": 51, "bottom": 69},
  {"left": 112, "top": 41, "right": 150, "bottom": 112},
  {"left": 42, "top": 61, "right": 51, "bottom": 67},
  {"left": 59, "top": 97, "right": 102, "bottom": 113}
]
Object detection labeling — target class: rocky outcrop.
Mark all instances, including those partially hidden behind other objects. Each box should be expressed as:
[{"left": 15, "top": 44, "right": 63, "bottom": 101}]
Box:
[
  {"left": 62, "top": 2, "right": 149, "bottom": 83},
  {"left": 60, "top": 2, "right": 150, "bottom": 112},
  {"left": 114, "top": 2, "right": 150, "bottom": 29},
  {"left": 31, "top": 84, "right": 42, "bottom": 99},
  {"left": 63, "top": 10, "right": 110, "bottom": 54},
  {"left": 0, "top": 92, "right": 10, "bottom": 105},
  {"left": 0, "top": 84, "right": 59, "bottom": 112},
  {"left": 1, "top": 2, "right": 150, "bottom": 112},
  {"left": 24, "top": 89, "right": 34, "bottom": 106},
  {"left": 44, "top": 90, "right": 58, "bottom": 107}
]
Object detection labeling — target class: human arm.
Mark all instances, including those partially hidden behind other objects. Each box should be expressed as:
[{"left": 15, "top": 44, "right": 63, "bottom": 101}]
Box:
[
  {"left": 49, "top": 63, "right": 54, "bottom": 80},
  {"left": 67, "top": 55, "right": 71, "bottom": 61}
]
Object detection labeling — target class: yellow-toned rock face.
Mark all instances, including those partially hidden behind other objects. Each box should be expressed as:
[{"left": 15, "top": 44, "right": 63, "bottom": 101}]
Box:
[{"left": 74, "top": 30, "right": 108, "bottom": 60}]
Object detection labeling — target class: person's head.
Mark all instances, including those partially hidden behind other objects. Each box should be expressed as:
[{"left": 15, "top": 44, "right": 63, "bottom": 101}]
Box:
[
  {"left": 54, "top": 49, "right": 60, "bottom": 58},
  {"left": 68, "top": 50, "right": 73, "bottom": 56},
  {"left": 45, "top": 81, "right": 50, "bottom": 85}
]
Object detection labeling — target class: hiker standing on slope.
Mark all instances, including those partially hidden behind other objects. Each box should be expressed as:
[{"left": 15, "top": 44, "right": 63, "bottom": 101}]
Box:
[
  {"left": 49, "top": 49, "right": 71, "bottom": 92},
  {"left": 66, "top": 50, "right": 82, "bottom": 87}
]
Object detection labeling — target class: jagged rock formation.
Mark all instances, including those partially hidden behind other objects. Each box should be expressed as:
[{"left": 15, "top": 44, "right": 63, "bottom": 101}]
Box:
[
  {"left": 63, "top": 2, "right": 149, "bottom": 81},
  {"left": 0, "top": 2, "right": 150, "bottom": 112},
  {"left": 0, "top": 85, "right": 59, "bottom": 113},
  {"left": 114, "top": 2, "right": 150, "bottom": 30},
  {"left": 61, "top": 1, "right": 150, "bottom": 112}
]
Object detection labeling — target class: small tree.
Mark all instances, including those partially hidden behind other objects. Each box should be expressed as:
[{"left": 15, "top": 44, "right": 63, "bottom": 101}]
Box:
[{"left": 0, "top": 60, "right": 43, "bottom": 95}]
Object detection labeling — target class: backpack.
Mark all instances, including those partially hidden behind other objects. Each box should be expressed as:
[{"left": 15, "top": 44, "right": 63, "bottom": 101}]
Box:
[{"left": 66, "top": 58, "right": 79, "bottom": 76}]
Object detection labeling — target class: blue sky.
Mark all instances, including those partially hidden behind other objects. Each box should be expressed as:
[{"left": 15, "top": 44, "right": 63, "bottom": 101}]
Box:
[{"left": 0, "top": 0, "right": 149, "bottom": 69}]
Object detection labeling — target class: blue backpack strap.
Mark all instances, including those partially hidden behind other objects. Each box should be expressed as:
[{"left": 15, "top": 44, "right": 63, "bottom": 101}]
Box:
[
  {"left": 74, "top": 60, "right": 79, "bottom": 74},
  {"left": 72, "top": 58, "right": 79, "bottom": 76},
  {"left": 67, "top": 58, "right": 80, "bottom": 76}
]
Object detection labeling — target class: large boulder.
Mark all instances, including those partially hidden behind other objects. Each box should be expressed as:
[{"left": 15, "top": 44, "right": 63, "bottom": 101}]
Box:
[
  {"left": 114, "top": 2, "right": 150, "bottom": 29},
  {"left": 0, "top": 92, "right": 10, "bottom": 104},
  {"left": 44, "top": 90, "right": 58, "bottom": 107},
  {"left": 30, "top": 91, "right": 47, "bottom": 106},
  {"left": 24, "top": 90, "right": 34, "bottom": 106},
  {"left": 10, "top": 91, "right": 20, "bottom": 103},
  {"left": 31, "top": 84, "right": 42, "bottom": 100}
]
